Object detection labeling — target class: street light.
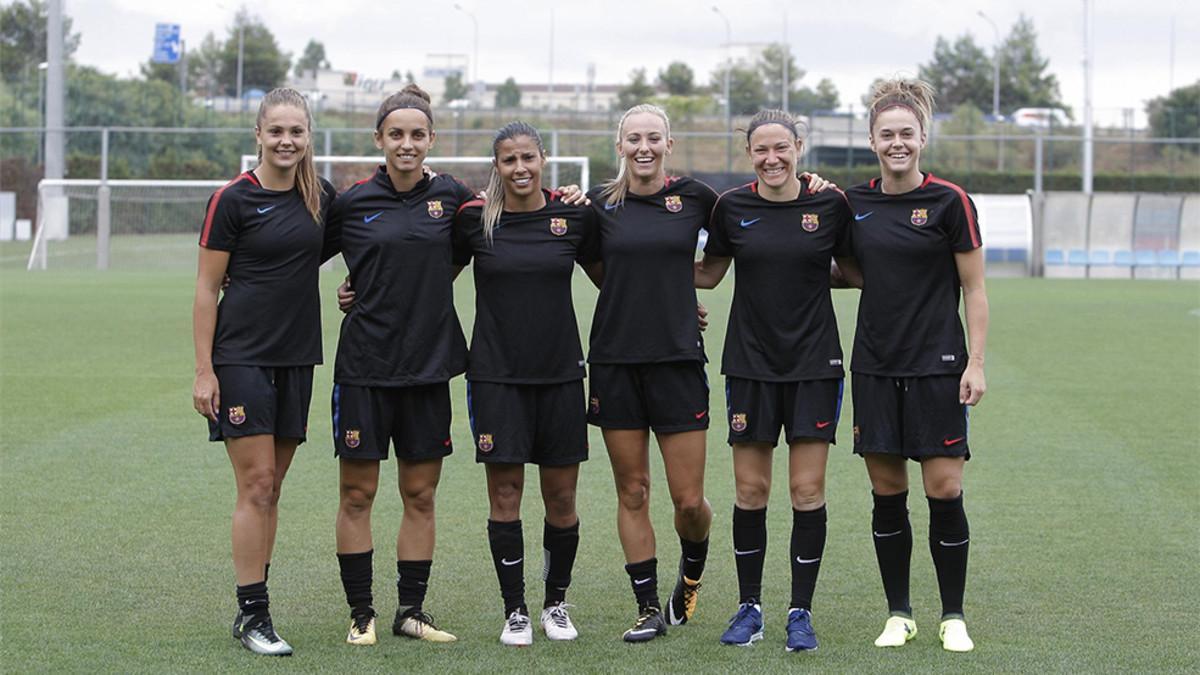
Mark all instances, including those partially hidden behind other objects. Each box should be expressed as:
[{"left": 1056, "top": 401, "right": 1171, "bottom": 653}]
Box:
[
  {"left": 977, "top": 11, "right": 1000, "bottom": 120},
  {"left": 453, "top": 3, "right": 479, "bottom": 105},
  {"left": 215, "top": 3, "right": 244, "bottom": 113},
  {"left": 712, "top": 5, "right": 732, "bottom": 172}
]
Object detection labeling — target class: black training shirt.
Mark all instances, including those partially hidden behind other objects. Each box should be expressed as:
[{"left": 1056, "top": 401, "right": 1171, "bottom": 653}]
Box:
[
  {"left": 453, "top": 191, "right": 597, "bottom": 384},
  {"left": 328, "top": 168, "right": 475, "bottom": 386},
  {"left": 584, "top": 176, "right": 717, "bottom": 364},
  {"left": 705, "top": 179, "right": 851, "bottom": 381},
  {"left": 200, "top": 171, "right": 338, "bottom": 367},
  {"left": 844, "top": 173, "right": 982, "bottom": 377}
]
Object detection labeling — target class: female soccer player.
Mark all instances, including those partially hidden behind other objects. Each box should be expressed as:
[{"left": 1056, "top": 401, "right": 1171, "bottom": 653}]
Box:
[
  {"left": 453, "top": 122, "right": 600, "bottom": 646},
  {"left": 583, "top": 104, "right": 717, "bottom": 642},
  {"left": 842, "top": 77, "right": 989, "bottom": 653},
  {"left": 326, "top": 85, "right": 474, "bottom": 647},
  {"left": 192, "top": 87, "right": 336, "bottom": 656},
  {"left": 694, "top": 109, "right": 851, "bottom": 651}
]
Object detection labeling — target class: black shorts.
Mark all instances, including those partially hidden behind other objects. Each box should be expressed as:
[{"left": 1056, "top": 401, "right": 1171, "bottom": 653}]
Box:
[
  {"left": 331, "top": 382, "right": 454, "bottom": 461},
  {"left": 466, "top": 380, "right": 588, "bottom": 466},
  {"left": 851, "top": 373, "right": 970, "bottom": 460},
  {"left": 208, "top": 365, "right": 313, "bottom": 443},
  {"left": 587, "top": 361, "right": 710, "bottom": 433},
  {"left": 724, "top": 377, "right": 843, "bottom": 447}
]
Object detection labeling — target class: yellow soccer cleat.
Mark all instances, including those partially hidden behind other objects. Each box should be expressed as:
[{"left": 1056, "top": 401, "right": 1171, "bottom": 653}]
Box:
[
  {"left": 393, "top": 609, "right": 458, "bottom": 643},
  {"left": 873, "top": 615, "right": 917, "bottom": 647},
  {"left": 346, "top": 613, "right": 377, "bottom": 646},
  {"left": 939, "top": 618, "right": 974, "bottom": 653},
  {"left": 667, "top": 575, "right": 702, "bottom": 626}
]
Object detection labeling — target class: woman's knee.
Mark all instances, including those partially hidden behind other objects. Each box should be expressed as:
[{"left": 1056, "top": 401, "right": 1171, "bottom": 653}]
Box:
[
  {"left": 789, "top": 477, "right": 825, "bottom": 510},
  {"left": 616, "top": 474, "right": 650, "bottom": 512},
  {"left": 238, "top": 467, "right": 277, "bottom": 511},
  {"left": 734, "top": 475, "right": 770, "bottom": 509}
]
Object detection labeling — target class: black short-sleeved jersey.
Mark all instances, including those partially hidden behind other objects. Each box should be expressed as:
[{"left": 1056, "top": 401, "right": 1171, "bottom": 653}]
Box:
[
  {"left": 328, "top": 167, "right": 475, "bottom": 386},
  {"left": 705, "top": 179, "right": 852, "bottom": 381},
  {"left": 583, "top": 176, "right": 718, "bottom": 364},
  {"left": 844, "top": 173, "right": 982, "bottom": 377},
  {"left": 454, "top": 191, "right": 597, "bottom": 384},
  {"left": 200, "top": 171, "right": 337, "bottom": 367}
]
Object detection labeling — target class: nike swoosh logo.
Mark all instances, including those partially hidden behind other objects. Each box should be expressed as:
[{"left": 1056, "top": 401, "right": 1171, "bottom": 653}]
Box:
[
  {"left": 873, "top": 530, "right": 903, "bottom": 538},
  {"left": 634, "top": 577, "right": 652, "bottom": 585},
  {"left": 257, "top": 205, "right": 276, "bottom": 214},
  {"left": 364, "top": 211, "right": 384, "bottom": 223},
  {"left": 854, "top": 211, "right": 874, "bottom": 221},
  {"left": 795, "top": 556, "right": 821, "bottom": 564},
  {"left": 604, "top": 203, "right": 619, "bottom": 211},
  {"left": 734, "top": 548, "right": 762, "bottom": 556},
  {"left": 694, "top": 411, "right": 707, "bottom": 419},
  {"left": 943, "top": 437, "right": 964, "bottom": 446},
  {"left": 815, "top": 421, "right": 832, "bottom": 429},
  {"left": 685, "top": 557, "right": 703, "bottom": 563},
  {"left": 501, "top": 557, "right": 523, "bottom": 566},
  {"left": 939, "top": 539, "right": 969, "bottom": 547},
  {"left": 626, "top": 628, "right": 657, "bottom": 636},
  {"left": 739, "top": 217, "right": 761, "bottom": 228}
]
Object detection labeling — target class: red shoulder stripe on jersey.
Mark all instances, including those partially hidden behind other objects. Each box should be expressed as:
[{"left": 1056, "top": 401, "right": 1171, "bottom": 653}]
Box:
[
  {"left": 831, "top": 186, "right": 852, "bottom": 209},
  {"left": 200, "top": 173, "right": 253, "bottom": 247},
  {"left": 869, "top": 177, "right": 879, "bottom": 190},
  {"left": 547, "top": 188, "right": 562, "bottom": 201},
  {"left": 664, "top": 175, "right": 676, "bottom": 188},
  {"left": 456, "top": 198, "right": 486, "bottom": 215},
  {"left": 243, "top": 170, "right": 260, "bottom": 187},
  {"left": 749, "top": 180, "right": 758, "bottom": 193},
  {"left": 926, "top": 175, "right": 980, "bottom": 248},
  {"left": 920, "top": 173, "right": 934, "bottom": 189}
]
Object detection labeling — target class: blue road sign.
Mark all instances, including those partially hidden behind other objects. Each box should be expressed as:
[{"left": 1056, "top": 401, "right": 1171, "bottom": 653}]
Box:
[{"left": 152, "top": 23, "right": 181, "bottom": 64}]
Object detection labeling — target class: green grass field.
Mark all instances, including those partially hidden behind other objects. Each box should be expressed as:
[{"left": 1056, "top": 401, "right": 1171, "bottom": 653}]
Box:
[{"left": 2, "top": 239, "right": 1198, "bottom": 672}]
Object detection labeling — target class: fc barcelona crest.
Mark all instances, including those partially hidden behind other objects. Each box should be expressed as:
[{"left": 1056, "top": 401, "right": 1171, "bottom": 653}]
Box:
[
  {"left": 801, "top": 213, "right": 820, "bottom": 232},
  {"left": 664, "top": 195, "right": 683, "bottom": 213},
  {"left": 427, "top": 200, "right": 444, "bottom": 218},
  {"left": 477, "top": 433, "right": 494, "bottom": 452},
  {"left": 344, "top": 429, "right": 361, "bottom": 449},
  {"left": 910, "top": 209, "right": 928, "bottom": 226},
  {"left": 550, "top": 218, "right": 568, "bottom": 236},
  {"left": 731, "top": 413, "right": 748, "bottom": 433},
  {"left": 228, "top": 405, "right": 246, "bottom": 425}
]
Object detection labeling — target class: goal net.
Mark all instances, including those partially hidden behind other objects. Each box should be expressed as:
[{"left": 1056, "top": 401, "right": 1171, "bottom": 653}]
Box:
[{"left": 25, "top": 154, "right": 589, "bottom": 271}]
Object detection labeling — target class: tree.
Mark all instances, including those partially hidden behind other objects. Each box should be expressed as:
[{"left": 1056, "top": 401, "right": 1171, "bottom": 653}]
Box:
[
  {"left": 657, "top": 62, "right": 695, "bottom": 96},
  {"left": 294, "top": 39, "right": 329, "bottom": 77},
  {"left": 791, "top": 77, "right": 840, "bottom": 113},
  {"left": 190, "top": 32, "right": 225, "bottom": 97},
  {"left": 918, "top": 34, "right": 993, "bottom": 113},
  {"left": 217, "top": 10, "right": 290, "bottom": 96},
  {"left": 1, "top": 0, "right": 82, "bottom": 85},
  {"left": 495, "top": 77, "right": 521, "bottom": 109},
  {"left": 710, "top": 63, "right": 765, "bottom": 116},
  {"left": 616, "top": 68, "right": 657, "bottom": 110},
  {"left": 758, "top": 43, "right": 803, "bottom": 109},
  {"left": 443, "top": 71, "right": 468, "bottom": 103},
  {"left": 1146, "top": 81, "right": 1200, "bottom": 144},
  {"left": 997, "top": 15, "right": 1064, "bottom": 112}
]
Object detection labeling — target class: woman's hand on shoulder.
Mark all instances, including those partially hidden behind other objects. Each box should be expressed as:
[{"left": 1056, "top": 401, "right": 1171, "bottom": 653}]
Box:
[
  {"left": 801, "top": 172, "right": 837, "bottom": 193},
  {"left": 557, "top": 184, "right": 591, "bottom": 206}
]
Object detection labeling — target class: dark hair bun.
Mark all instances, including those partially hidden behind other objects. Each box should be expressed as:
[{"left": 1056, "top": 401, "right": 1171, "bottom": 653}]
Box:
[{"left": 400, "top": 83, "right": 431, "bottom": 104}]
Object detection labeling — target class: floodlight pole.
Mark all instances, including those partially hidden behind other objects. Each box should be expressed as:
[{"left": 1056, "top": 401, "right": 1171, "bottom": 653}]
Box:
[
  {"left": 45, "top": 0, "right": 64, "bottom": 183},
  {"left": 1082, "top": 0, "right": 1094, "bottom": 194},
  {"left": 713, "top": 6, "right": 732, "bottom": 172},
  {"left": 454, "top": 4, "right": 479, "bottom": 106}
]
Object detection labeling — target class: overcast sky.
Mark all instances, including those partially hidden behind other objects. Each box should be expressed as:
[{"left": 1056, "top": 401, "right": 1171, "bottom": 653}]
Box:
[{"left": 63, "top": 0, "right": 1198, "bottom": 128}]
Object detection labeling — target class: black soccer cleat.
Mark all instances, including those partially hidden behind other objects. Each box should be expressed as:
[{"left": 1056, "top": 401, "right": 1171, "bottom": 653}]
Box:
[{"left": 623, "top": 606, "right": 668, "bottom": 643}]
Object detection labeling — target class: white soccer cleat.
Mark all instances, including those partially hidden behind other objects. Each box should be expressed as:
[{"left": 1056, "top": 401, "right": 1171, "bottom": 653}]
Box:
[
  {"left": 501, "top": 609, "right": 533, "bottom": 646},
  {"left": 540, "top": 602, "right": 578, "bottom": 641},
  {"left": 939, "top": 618, "right": 975, "bottom": 652},
  {"left": 874, "top": 615, "right": 917, "bottom": 647}
]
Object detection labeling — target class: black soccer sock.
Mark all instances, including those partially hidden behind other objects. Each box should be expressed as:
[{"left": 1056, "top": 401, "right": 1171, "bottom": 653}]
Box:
[
  {"left": 236, "top": 580, "right": 269, "bottom": 618},
  {"left": 488, "top": 519, "right": 527, "bottom": 616},
  {"left": 928, "top": 492, "right": 970, "bottom": 618},
  {"left": 679, "top": 535, "right": 709, "bottom": 581},
  {"left": 337, "top": 549, "right": 374, "bottom": 616},
  {"left": 543, "top": 519, "right": 579, "bottom": 607},
  {"left": 732, "top": 506, "right": 767, "bottom": 604},
  {"left": 625, "top": 558, "right": 660, "bottom": 610},
  {"left": 871, "top": 490, "right": 913, "bottom": 616},
  {"left": 396, "top": 559, "right": 432, "bottom": 614},
  {"left": 790, "top": 505, "right": 827, "bottom": 611}
]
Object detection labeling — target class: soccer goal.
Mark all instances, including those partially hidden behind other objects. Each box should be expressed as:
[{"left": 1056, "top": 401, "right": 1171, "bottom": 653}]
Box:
[{"left": 25, "top": 155, "right": 590, "bottom": 271}]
